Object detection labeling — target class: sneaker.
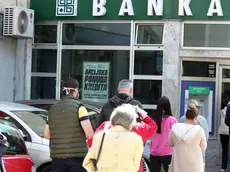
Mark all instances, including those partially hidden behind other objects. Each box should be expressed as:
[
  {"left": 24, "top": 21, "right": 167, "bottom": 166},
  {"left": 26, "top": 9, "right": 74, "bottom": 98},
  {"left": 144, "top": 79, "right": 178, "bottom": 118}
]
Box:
[{"left": 221, "top": 169, "right": 226, "bottom": 172}]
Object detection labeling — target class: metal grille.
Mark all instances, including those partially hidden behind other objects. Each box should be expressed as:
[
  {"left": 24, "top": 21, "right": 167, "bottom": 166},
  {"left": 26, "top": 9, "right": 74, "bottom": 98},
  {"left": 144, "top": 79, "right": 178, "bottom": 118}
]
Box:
[{"left": 3, "top": 7, "right": 14, "bottom": 35}]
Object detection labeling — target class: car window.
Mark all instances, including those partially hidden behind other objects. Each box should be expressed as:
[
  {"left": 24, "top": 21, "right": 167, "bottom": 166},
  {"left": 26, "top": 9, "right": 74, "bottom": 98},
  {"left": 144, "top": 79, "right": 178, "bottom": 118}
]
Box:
[
  {"left": 0, "top": 111, "right": 31, "bottom": 142},
  {"left": 11, "top": 111, "right": 47, "bottom": 138},
  {"left": 0, "top": 124, "right": 27, "bottom": 155}
]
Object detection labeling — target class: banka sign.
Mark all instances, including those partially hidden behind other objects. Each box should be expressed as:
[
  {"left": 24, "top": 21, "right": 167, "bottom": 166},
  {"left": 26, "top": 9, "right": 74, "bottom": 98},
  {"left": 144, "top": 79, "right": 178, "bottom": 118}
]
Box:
[{"left": 55, "top": 0, "right": 224, "bottom": 17}]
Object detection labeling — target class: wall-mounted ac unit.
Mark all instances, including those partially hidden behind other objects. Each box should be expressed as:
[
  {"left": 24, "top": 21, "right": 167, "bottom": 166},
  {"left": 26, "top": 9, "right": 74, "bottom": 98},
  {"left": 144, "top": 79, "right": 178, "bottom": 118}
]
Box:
[{"left": 3, "top": 6, "right": 34, "bottom": 39}]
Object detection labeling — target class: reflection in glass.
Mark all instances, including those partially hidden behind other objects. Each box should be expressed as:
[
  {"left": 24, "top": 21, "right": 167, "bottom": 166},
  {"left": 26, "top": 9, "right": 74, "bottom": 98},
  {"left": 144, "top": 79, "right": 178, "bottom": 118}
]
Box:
[
  {"left": 222, "top": 69, "right": 230, "bottom": 78},
  {"left": 31, "top": 77, "right": 56, "bottom": 99},
  {"left": 182, "top": 61, "right": 216, "bottom": 78},
  {"left": 134, "top": 80, "right": 162, "bottom": 104},
  {"left": 62, "top": 23, "right": 131, "bottom": 45},
  {"left": 34, "top": 25, "right": 57, "bottom": 43},
  {"left": 61, "top": 50, "right": 129, "bottom": 100},
  {"left": 32, "top": 49, "right": 57, "bottom": 73},
  {"left": 184, "top": 24, "right": 230, "bottom": 47},
  {"left": 221, "top": 83, "right": 230, "bottom": 109},
  {"left": 134, "top": 51, "right": 163, "bottom": 75},
  {"left": 137, "top": 25, "right": 163, "bottom": 44}
]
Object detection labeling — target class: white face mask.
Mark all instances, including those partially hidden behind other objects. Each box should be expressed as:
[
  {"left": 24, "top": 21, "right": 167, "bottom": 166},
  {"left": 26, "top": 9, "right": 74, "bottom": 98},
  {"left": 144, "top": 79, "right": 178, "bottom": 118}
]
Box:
[{"left": 63, "top": 87, "right": 78, "bottom": 97}]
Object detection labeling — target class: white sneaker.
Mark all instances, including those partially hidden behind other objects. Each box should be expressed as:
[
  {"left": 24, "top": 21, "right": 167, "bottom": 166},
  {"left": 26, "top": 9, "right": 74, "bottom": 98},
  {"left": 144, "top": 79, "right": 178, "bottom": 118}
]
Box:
[{"left": 221, "top": 169, "right": 226, "bottom": 172}]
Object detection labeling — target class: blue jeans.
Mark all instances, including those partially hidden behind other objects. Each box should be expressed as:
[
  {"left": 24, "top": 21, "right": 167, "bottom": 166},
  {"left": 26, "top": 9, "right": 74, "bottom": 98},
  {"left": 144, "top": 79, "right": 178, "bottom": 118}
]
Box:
[{"left": 226, "top": 144, "right": 230, "bottom": 172}]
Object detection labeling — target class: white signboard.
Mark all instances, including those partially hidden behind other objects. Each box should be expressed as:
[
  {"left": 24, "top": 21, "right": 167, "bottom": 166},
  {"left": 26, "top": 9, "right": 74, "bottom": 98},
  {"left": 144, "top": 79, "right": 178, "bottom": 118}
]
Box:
[{"left": 82, "top": 62, "right": 110, "bottom": 103}]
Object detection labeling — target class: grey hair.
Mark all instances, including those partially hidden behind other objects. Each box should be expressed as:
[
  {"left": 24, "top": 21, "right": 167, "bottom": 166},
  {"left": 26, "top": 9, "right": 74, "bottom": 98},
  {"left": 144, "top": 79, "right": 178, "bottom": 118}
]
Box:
[
  {"left": 110, "top": 104, "right": 137, "bottom": 130},
  {"left": 118, "top": 79, "right": 133, "bottom": 89},
  {"left": 187, "top": 99, "right": 199, "bottom": 113}
]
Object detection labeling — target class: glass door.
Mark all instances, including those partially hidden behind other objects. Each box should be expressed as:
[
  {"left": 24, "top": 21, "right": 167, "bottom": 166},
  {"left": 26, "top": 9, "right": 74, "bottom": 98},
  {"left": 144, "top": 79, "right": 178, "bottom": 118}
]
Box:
[{"left": 219, "top": 66, "right": 230, "bottom": 113}]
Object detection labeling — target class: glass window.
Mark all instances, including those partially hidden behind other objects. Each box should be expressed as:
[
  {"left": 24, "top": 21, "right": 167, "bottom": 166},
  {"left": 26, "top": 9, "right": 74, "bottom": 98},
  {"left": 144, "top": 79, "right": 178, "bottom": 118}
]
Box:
[
  {"left": 31, "top": 77, "right": 56, "bottom": 99},
  {"left": 134, "top": 51, "right": 163, "bottom": 75},
  {"left": 222, "top": 69, "right": 230, "bottom": 78},
  {"left": 0, "top": 124, "right": 27, "bottom": 155},
  {"left": 61, "top": 50, "right": 129, "bottom": 102},
  {"left": 184, "top": 24, "right": 230, "bottom": 47},
  {"left": 34, "top": 25, "right": 57, "bottom": 43},
  {"left": 32, "top": 49, "right": 57, "bottom": 73},
  {"left": 12, "top": 111, "right": 47, "bottom": 138},
  {"left": 221, "top": 83, "right": 230, "bottom": 109},
  {"left": 182, "top": 61, "right": 216, "bottom": 78},
  {"left": 144, "top": 109, "right": 157, "bottom": 120},
  {"left": 62, "top": 23, "right": 131, "bottom": 45},
  {"left": 134, "top": 80, "right": 162, "bottom": 104},
  {"left": 136, "top": 25, "right": 164, "bottom": 45}
]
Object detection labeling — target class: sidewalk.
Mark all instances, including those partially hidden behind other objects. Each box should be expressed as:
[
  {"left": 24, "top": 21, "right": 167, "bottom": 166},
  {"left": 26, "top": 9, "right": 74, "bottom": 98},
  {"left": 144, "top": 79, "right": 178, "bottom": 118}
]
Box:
[{"left": 205, "top": 166, "right": 220, "bottom": 172}]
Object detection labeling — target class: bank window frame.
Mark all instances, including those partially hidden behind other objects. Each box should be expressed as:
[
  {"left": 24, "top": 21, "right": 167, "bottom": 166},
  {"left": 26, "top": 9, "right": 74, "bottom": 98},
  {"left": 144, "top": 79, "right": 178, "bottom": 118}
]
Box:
[
  {"left": 61, "top": 21, "right": 132, "bottom": 48},
  {"left": 135, "top": 23, "right": 164, "bottom": 46},
  {"left": 182, "top": 21, "right": 230, "bottom": 50},
  {"left": 34, "top": 21, "right": 58, "bottom": 46}
]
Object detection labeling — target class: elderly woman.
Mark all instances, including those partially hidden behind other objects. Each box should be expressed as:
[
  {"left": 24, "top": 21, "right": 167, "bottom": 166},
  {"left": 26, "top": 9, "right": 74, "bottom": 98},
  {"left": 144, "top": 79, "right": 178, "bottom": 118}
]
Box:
[{"left": 83, "top": 104, "right": 144, "bottom": 172}]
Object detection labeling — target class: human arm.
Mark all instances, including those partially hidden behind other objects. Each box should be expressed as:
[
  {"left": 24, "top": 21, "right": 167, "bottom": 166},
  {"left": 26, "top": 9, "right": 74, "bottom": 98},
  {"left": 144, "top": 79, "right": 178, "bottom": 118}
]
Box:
[
  {"left": 87, "top": 122, "right": 107, "bottom": 148},
  {"left": 132, "top": 106, "right": 158, "bottom": 142},
  {"left": 79, "top": 106, "right": 94, "bottom": 139},
  {"left": 98, "top": 104, "right": 109, "bottom": 127},
  {"left": 179, "top": 115, "right": 185, "bottom": 123},
  {"left": 225, "top": 104, "right": 230, "bottom": 127},
  {"left": 200, "top": 128, "right": 207, "bottom": 151},
  {"left": 44, "top": 124, "right": 50, "bottom": 140},
  {"left": 134, "top": 136, "right": 144, "bottom": 171},
  {"left": 168, "top": 131, "right": 174, "bottom": 147}
]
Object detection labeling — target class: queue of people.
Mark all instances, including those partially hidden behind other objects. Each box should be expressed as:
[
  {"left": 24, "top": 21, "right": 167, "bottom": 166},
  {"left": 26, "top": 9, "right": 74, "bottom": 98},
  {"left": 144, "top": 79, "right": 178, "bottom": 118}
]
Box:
[{"left": 44, "top": 78, "right": 210, "bottom": 172}]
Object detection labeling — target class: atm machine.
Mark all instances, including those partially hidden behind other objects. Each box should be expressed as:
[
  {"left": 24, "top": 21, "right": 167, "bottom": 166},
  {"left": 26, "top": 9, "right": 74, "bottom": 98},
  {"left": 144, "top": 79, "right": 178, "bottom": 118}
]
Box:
[{"left": 181, "top": 82, "right": 215, "bottom": 134}]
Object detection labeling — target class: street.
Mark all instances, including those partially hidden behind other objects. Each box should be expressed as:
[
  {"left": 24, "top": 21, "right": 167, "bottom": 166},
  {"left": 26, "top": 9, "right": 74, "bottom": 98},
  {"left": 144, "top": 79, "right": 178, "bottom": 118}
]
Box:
[{"left": 206, "top": 166, "right": 220, "bottom": 172}]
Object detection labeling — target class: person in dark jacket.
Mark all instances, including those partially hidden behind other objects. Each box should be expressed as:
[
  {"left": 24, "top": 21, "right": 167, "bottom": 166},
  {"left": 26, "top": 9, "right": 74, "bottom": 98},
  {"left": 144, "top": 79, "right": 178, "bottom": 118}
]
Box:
[
  {"left": 98, "top": 79, "right": 143, "bottom": 127},
  {"left": 225, "top": 102, "right": 230, "bottom": 172}
]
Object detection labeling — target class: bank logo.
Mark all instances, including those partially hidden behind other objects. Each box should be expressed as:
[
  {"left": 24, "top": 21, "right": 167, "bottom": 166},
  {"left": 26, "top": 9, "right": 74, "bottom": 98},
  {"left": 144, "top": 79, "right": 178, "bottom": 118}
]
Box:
[{"left": 56, "top": 0, "right": 77, "bottom": 16}]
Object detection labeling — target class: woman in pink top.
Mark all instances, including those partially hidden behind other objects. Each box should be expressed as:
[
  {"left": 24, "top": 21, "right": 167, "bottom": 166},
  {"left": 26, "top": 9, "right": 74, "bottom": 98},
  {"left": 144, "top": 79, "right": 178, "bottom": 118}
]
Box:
[{"left": 149, "top": 96, "right": 178, "bottom": 172}]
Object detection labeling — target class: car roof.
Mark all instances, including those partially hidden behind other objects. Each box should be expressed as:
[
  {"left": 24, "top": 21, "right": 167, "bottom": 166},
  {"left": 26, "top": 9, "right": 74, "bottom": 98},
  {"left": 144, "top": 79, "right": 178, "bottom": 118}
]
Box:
[
  {"left": 16, "top": 99, "right": 103, "bottom": 109},
  {"left": 0, "top": 101, "right": 46, "bottom": 112}
]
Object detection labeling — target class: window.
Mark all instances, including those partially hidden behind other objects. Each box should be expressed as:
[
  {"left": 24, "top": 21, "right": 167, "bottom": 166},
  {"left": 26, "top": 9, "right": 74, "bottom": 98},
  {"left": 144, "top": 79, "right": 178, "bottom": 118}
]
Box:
[
  {"left": 31, "top": 77, "right": 56, "bottom": 99},
  {"left": 0, "top": 112, "right": 31, "bottom": 142},
  {"left": 134, "top": 51, "right": 163, "bottom": 75},
  {"left": 136, "top": 24, "right": 164, "bottom": 45},
  {"left": 34, "top": 25, "right": 57, "bottom": 43},
  {"left": 184, "top": 24, "right": 230, "bottom": 47},
  {"left": 32, "top": 49, "right": 57, "bottom": 73},
  {"left": 1, "top": 126, "right": 27, "bottom": 155},
  {"left": 61, "top": 50, "right": 129, "bottom": 102},
  {"left": 62, "top": 23, "right": 131, "bottom": 45},
  {"left": 134, "top": 80, "right": 162, "bottom": 104},
  {"left": 182, "top": 61, "right": 216, "bottom": 78}
]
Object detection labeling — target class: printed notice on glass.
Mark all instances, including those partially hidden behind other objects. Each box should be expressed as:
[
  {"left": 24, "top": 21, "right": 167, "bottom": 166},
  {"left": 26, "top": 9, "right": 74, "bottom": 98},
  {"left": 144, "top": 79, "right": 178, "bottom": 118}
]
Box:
[{"left": 82, "top": 62, "right": 110, "bottom": 103}]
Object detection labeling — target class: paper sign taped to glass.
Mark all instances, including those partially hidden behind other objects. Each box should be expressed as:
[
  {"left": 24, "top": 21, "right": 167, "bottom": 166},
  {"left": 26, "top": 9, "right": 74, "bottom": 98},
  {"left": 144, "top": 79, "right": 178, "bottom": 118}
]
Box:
[{"left": 82, "top": 62, "right": 110, "bottom": 103}]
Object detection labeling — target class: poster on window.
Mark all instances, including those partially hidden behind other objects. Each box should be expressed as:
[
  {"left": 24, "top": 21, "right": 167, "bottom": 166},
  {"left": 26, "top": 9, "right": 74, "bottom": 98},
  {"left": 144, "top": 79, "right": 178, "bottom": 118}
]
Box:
[{"left": 82, "top": 62, "right": 110, "bottom": 103}]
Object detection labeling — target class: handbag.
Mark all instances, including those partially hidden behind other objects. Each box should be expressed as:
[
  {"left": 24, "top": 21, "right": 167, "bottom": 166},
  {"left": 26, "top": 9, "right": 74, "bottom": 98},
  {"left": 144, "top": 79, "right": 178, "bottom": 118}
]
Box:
[{"left": 91, "top": 132, "right": 106, "bottom": 171}]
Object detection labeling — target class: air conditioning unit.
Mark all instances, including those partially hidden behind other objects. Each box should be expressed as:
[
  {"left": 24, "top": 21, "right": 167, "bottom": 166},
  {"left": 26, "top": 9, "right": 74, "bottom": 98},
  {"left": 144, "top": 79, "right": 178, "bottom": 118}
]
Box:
[{"left": 3, "top": 6, "right": 34, "bottom": 38}]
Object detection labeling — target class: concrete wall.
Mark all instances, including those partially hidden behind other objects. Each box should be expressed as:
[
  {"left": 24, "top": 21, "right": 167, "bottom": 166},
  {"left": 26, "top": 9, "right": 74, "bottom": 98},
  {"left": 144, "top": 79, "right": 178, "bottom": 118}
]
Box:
[{"left": 0, "top": 0, "right": 30, "bottom": 101}]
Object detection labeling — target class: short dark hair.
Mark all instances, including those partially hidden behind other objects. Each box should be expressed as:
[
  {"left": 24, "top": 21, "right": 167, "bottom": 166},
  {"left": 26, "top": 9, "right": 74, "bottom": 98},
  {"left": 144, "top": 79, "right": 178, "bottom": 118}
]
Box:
[
  {"left": 62, "top": 78, "right": 79, "bottom": 96},
  {"left": 186, "top": 108, "right": 198, "bottom": 120}
]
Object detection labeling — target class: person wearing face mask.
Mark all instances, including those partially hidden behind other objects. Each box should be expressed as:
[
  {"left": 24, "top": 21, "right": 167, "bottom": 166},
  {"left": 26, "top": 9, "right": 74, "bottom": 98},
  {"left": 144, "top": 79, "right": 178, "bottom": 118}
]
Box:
[{"left": 44, "top": 78, "right": 94, "bottom": 172}]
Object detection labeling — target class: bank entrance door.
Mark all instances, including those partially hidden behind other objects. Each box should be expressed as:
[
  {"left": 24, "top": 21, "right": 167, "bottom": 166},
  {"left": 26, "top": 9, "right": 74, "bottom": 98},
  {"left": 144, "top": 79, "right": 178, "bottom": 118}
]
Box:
[{"left": 219, "top": 66, "right": 230, "bottom": 114}]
